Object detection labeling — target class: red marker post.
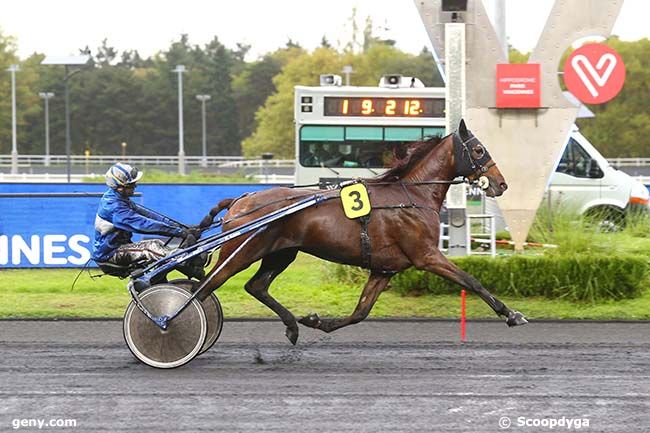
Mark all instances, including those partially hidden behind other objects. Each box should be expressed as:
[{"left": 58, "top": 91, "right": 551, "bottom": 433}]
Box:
[{"left": 460, "top": 289, "right": 466, "bottom": 342}]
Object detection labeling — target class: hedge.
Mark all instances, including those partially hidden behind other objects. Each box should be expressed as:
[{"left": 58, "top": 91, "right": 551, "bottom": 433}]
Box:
[{"left": 389, "top": 254, "right": 648, "bottom": 302}]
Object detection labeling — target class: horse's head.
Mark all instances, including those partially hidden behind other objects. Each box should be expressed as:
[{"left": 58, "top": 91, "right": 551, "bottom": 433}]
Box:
[{"left": 453, "top": 119, "right": 508, "bottom": 197}]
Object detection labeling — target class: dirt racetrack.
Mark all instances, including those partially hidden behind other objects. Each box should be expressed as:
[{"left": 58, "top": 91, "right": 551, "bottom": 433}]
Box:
[{"left": 1, "top": 319, "right": 649, "bottom": 432}]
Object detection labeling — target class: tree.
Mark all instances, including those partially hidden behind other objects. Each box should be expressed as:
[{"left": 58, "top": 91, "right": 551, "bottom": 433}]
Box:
[
  {"left": 0, "top": 30, "right": 41, "bottom": 155},
  {"left": 508, "top": 46, "right": 530, "bottom": 64},
  {"left": 242, "top": 47, "right": 341, "bottom": 158},
  {"left": 232, "top": 55, "right": 282, "bottom": 141},
  {"left": 95, "top": 39, "right": 118, "bottom": 67}
]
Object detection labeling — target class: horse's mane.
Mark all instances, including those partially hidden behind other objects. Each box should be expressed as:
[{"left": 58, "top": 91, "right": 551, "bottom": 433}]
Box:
[{"left": 371, "top": 134, "right": 447, "bottom": 182}]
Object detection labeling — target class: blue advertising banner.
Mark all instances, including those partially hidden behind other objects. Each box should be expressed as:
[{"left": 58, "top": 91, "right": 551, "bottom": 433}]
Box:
[{"left": 0, "top": 183, "right": 276, "bottom": 268}]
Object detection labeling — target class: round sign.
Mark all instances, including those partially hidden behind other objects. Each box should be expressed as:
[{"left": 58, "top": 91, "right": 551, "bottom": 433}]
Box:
[{"left": 563, "top": 43, "right": 626, "bottom": 105}]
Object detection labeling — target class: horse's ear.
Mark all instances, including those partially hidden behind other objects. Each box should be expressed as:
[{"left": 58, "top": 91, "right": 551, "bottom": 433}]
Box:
[{"left": 458, "top": 119, "right": 468, "bottom": 138}]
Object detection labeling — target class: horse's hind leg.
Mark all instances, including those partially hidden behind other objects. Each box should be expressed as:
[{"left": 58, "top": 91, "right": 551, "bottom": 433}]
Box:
[
  {"left": 244, "top": 248, "right": 301, "bottom": 345},
  {"left": 299, "top": 273, "right": 391, "bottom": 333},
  {"left": 415, "top": 252, "right": 527, "bottom": 326}
]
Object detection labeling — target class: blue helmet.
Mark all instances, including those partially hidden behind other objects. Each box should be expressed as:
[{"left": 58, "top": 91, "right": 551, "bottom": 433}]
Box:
[{"left": 105, "top": 163, "right": 143, "bottom": 190}]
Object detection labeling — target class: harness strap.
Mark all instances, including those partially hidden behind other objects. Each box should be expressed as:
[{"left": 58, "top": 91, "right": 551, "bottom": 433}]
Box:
[
  {"left": 399, "top": 180, "right": 417, "bottom": 207},
  {"left": 358, "top": 214, "right": 372, "bottom": 270}
]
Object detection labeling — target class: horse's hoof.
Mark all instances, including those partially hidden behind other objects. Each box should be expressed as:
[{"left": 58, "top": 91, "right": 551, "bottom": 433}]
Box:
[
  {"left": 506, "top": 311, "right": 528, "bottom": 327},
  {"left": 298, "top": 313, "right": 321, "bottom": 329},
  {"left": 285, "top": 325, "right": 299, "bottom": 345}
]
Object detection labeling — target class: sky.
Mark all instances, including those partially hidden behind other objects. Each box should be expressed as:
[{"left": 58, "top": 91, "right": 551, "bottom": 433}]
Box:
[{"left": 1, "top": 0, "right": 649, "bottom": 61}]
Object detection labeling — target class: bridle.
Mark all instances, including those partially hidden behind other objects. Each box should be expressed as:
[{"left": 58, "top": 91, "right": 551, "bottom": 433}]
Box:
[{"left": 453, "top": 131, "right": 496, "bottom": 188}]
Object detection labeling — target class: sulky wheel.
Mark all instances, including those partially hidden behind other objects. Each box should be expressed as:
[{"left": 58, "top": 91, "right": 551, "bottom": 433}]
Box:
[
  {"left": 169, "top": 279, "right": 224, "bottom": 355},
  {"left": 123, "top": 284, "right": 207, "bottom": 369},
  {"left": 198, "top": 293, "right": 223, "bottom": 355}
]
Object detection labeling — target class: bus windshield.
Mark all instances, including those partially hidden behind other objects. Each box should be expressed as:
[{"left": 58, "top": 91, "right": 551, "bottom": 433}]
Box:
[{"left": 299, "top": 125, "right": 445, "bottom": 168}]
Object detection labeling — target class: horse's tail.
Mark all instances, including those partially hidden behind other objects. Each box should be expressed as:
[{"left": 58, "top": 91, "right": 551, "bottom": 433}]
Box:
[{"left": 199, "top": 198, "right": 235, "bottom": 229}]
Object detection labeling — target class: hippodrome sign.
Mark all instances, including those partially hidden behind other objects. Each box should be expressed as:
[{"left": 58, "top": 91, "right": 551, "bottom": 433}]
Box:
[
  {"left": 495, "top": 64, "right": 541, "bottom": 108},
  {"left": 563, "top": 43, "right": 626, "bottom": 105}
]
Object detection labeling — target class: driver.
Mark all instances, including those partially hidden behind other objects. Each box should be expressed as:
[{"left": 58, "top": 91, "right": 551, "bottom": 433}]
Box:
[{"left": 92, "top": 162, "right": 204, "bottom": 279}]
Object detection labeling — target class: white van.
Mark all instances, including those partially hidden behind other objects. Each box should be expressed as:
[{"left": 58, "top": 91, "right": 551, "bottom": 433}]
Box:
[
  {"left": 546, "top": 124, "right": 649, "bottom": 220},
  {"left": 487, "top": 125, "right": 649, "bottom": 230}
]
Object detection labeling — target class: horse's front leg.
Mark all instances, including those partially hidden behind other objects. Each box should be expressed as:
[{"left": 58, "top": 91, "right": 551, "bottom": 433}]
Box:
[
  {"left": 299, "top": 273, "right": 391, "bottom": 333},
  {"left": 415, "top": 251, "right": 527, "bottom": 327}
]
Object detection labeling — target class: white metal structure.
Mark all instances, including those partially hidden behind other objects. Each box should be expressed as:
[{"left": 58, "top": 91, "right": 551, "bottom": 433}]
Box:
[
  {"left": 196, "top": 94, "right": 211, "bottom": 168},
  {"left": 466, "top": 214, "right": 496, "bottom": 257},
  {"left": 7, "top": 64, "right": 19, "bottom": 175},
  {"left": 294, "top": 83, "right": 446, "bottom": 186},
  {"left": 174, "top": 65, "right": 187, "bottom": 175},
  {"left": 0, "top": 154, "right": 245, "bottom": 167}
]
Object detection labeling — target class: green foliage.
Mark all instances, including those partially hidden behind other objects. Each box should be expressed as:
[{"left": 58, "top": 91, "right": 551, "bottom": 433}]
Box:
[
  {"left": 508, "top": 46, "right": 530, "bottom": 64},
  {"left": 242, "top": 44, "right": 439, "bottom": 158},
  {"left": 82, "top": 169, "right": 252, "bottom": 184},
  {"left": 232, "top": 53, "right": 283, "bottom": 141},
  {"left": 242, "top": 47, "right": 338, "bottom": 158},
  {"left": 4, "top": 252, "right": 650, "bottom": 319},
  {"left": 1, "top": 27, "right": 647, "bottom": 160},
  {"left": 385, "top": 206, "right": 650, "bottom": 303},
  {"left": 0, "top": 30, "right": 40, "bottom": 154},
  {"left": 391, "top": 254, "right": 647, "bottom": 302}
]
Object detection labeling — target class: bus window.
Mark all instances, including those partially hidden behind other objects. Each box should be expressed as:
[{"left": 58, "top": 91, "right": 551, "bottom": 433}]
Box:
[{"left": 299, "top": 126, "right": 444, "bottom": 168}]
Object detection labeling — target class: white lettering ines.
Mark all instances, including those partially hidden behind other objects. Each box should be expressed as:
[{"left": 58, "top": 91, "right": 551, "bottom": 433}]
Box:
[{"left": 0, "top": 234, "right": 91, "bottom": 266}]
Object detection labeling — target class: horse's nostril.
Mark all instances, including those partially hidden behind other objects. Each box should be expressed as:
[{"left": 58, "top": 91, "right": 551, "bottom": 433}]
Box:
[{"left": 500, "top": 183, "right": 508, "bottom": 191}]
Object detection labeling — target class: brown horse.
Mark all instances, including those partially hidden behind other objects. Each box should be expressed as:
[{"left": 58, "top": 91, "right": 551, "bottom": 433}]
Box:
[{"left": 195, "top": 119, "right": 527, "bottom": 344}]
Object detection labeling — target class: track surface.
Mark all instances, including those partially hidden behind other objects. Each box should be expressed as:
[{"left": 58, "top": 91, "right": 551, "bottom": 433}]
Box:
[{"left": 1, "top": 320, "right": 649, "bottom": 432}]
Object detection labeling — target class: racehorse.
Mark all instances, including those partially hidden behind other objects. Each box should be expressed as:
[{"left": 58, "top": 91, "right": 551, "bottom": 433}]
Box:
[{"left": 196, "top": 119, "right": 527, "bottom": 344}]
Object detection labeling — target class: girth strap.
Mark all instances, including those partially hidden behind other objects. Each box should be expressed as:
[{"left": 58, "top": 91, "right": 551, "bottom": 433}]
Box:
[{"left": 358, "top": 214, "right": 372, "bottom": 270}]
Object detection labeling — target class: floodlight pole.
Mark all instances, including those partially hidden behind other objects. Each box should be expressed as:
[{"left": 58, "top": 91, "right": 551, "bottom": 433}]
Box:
[
  {"left": 40, "top": 55, "right": 90, "bottom": 182},
  {"left": 39, "top": 92, "right": 55, "bottom": 166},
  {"left": 174, "top": 65, "right": 186, "bottom": 175},
  {"left": 196, "top": 94, "right": 211, "bottom": 168},
  {"left": 64, "top": 67, "right": 74, "bottom": 182},
  {"left": 63, "top": 67, "right": 84, "bottom": 182},
  {"left": 8, "top": 64, "right": 19, "bottom": 175}
]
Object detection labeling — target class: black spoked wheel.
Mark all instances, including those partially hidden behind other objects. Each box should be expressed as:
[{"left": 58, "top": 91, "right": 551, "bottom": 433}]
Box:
[
  {"left": 123, "top": 284, "right": 207, "bottom": 369},
  {"left": 169, "top": 279, "right": 224, "bottom": 355}
]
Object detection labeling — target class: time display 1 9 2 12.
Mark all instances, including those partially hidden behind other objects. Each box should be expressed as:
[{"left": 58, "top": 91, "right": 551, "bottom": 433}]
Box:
[{"left": 324, "top": 97, "right": 445, "bottom": 117}]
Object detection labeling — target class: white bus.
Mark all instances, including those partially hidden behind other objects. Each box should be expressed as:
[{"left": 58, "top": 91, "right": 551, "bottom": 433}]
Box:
[{"left": 294, "top": 76, "right": 446, "bottom": 186}]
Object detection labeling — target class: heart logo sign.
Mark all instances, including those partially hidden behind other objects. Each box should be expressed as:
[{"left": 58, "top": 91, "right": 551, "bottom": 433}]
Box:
[{"left": 564, "top": 43, "right": 626, "bottom": 105}]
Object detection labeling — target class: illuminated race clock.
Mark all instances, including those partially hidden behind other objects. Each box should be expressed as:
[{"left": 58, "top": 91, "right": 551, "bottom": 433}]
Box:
[{"left": 324, "top": 97, "right": 445, "bottom": 117}]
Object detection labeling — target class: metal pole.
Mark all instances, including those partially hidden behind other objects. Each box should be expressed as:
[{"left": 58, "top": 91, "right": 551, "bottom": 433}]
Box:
[
  {"left": 8, "top": 65, "right": 19, "bottom": 175},
  {"left": 39, "top": 92, "right": 54, "bottom": 167},
  {"left": 201, "top": 99, "right": 208, "bottom": 167},
  {"left": 201, "top": 99, "right": 206, "bottom": 168},
  {"left": 44, "top": 95, "right": 50, "bottom": 167},
  {"left": 174, "top": 65, "right": 186, "bottom": 176},
  {"left": 196, "top": 94, "right": 210, "bottom": 168},
  {"left": 64, "top": 66, "right": 71, "bottom": 183},
  {"left": 445, "top": 22, "right": 468, "bottom": 257}
]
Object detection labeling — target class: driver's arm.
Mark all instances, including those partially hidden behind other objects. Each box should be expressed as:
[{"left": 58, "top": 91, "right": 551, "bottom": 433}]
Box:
[
  {"left": 133, "top": 203, "right": 182, "bottom": 228},
  {"left": 112, "top": 204, "right": 185, "bottom": 238}
]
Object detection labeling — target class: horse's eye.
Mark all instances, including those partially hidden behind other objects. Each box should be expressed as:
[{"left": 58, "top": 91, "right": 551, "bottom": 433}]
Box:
[{"left": 473, "top": 145, "right": 485, "bottom": 158}]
